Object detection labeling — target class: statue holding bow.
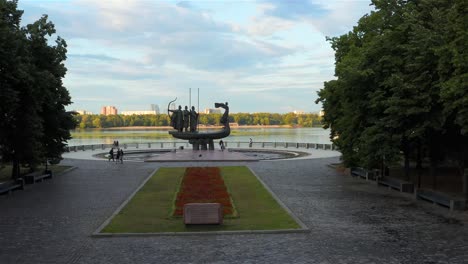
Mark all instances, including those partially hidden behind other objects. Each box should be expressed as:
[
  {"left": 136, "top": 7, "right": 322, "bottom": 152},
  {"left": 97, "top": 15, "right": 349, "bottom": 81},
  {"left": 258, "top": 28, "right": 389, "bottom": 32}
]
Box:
[{"left": 167, "top": 98, "right": 183, "bottom": 132}]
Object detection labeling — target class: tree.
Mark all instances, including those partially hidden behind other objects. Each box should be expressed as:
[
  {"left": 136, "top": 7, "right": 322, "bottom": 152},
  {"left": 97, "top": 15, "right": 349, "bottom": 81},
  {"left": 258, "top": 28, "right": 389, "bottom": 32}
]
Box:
[
  {"left": 317, "top": 0, "right": 468, "bottom": 183},
  {"left": 0, "top": 0, "right": 75, "bottom": 178},
  {"left": 27, "top": 15, "right": 75, "bottom": 164}
]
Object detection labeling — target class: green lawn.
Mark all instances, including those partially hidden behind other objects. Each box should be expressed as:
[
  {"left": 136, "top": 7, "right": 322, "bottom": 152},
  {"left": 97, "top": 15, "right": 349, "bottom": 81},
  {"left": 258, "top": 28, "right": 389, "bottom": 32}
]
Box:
[
  {"left": 101, "top": 166, "right": 301, "bottom": 233},
  {"left": 0, "top": 164, "right": 73, "bottom": 182}
]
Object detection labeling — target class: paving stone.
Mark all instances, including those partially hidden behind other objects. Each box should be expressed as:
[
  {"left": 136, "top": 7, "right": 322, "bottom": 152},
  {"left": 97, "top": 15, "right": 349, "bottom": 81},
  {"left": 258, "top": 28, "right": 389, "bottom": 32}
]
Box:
[{"left": 0, "top": 158, "right": 467, "bottom": 263}]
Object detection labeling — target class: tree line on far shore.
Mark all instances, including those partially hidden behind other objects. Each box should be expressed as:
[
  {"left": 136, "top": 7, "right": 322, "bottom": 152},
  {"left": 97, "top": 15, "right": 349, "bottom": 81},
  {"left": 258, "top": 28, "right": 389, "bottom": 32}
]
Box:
[
  {"left": 317, "top": 0, "right": 467, "bottom": 185},
  {"left": 74, "top": 112, "right": 323, "bottom": 129}
]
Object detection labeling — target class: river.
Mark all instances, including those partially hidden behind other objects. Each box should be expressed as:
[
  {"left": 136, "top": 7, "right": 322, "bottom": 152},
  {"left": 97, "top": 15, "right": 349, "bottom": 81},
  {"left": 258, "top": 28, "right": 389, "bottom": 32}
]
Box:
[{"left": 68, "top": 127, "right": 331, "bottom": 146}]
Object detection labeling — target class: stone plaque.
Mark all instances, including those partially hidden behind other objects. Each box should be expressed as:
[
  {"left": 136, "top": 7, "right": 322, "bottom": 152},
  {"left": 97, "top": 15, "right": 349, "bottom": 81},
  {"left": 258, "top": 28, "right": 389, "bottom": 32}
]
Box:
[{"left": 183, "top": 203, "right": 223, "bottom": 225}]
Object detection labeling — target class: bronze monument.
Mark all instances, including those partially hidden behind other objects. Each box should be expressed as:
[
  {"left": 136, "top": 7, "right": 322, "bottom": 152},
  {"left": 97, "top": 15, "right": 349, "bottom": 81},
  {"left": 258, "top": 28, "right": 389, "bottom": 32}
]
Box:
[{"left": 168, "top": 100, "right": 230, "bottom": 150}]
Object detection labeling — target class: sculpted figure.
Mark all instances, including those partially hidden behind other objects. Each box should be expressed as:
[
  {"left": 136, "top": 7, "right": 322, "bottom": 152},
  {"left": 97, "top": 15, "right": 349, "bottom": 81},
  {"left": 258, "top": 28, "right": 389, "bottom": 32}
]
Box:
[
  {"left": 169, "top": 105, "right": 183, "bottom": 132},
  {"left": 189, "top": 106, "right": 199, "bottom": 132},
  {"left": 183, "top": 106, "right": 190, "bottom": 132},
  {"left": 215, "top": 102, "right": 229, "bottom": 128}
]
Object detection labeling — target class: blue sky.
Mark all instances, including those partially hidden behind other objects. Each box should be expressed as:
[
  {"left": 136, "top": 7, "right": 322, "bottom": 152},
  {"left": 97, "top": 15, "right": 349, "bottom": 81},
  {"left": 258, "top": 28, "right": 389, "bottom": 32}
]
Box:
[{"left": 18, "top": 0, "right": 373, "bottom": 113}]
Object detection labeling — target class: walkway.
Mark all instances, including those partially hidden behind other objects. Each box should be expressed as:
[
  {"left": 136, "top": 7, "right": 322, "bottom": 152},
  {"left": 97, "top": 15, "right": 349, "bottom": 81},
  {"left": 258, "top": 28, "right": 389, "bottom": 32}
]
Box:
[
  {"left": 1, "top": 158, "right": 468, "bottom": 263},
  {"left": 62, "top": 145, "right": 342, "bottom": 161}
]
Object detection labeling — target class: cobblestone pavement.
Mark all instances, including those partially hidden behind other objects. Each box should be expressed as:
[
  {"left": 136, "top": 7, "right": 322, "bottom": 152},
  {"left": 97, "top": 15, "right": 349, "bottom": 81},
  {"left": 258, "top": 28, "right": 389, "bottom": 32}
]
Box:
[{"left": 1, "top": 158, "right": 468, "bottom": 264}]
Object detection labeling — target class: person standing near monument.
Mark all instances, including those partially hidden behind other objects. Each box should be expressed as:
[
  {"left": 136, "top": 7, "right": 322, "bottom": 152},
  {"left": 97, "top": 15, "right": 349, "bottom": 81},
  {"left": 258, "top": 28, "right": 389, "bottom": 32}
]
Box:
[
  {"left": 189, "top": 106, "right": 199, "bottom": 132},
  {"left": 108, "top": 148, "right": 114, "bottom": 162},
  {"left": 219, "top": 140, "right": 225, "bottom": 151},
  {"left": 183, "top": 106, "right": 190, "bottom": 132},
  {"left": 115, "top": 148, "right": 120, "bottom": 163},
  {"left": 119, "top": 149, "right": 124, "bottom": 164}
]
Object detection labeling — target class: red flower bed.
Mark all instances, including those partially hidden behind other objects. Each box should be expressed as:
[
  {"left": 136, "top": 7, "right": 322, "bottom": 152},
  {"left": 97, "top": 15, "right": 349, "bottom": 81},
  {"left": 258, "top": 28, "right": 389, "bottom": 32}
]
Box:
[{"left": 173, "top": 167, "right": 234, "bottom": 216}]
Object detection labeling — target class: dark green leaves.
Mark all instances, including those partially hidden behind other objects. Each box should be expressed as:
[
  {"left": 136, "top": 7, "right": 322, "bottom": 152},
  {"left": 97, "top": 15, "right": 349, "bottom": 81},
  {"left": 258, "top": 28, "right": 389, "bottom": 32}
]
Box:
[
  {"left": 0, "top": 0, "right": 75, "bottom": 178},
  {"left": 317, "top": 0, "right": 468, "bottom": 168}
]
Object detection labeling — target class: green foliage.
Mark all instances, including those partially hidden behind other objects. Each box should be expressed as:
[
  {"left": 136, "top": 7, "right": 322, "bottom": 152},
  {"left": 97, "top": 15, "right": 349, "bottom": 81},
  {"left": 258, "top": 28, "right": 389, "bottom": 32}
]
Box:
[
  {"left": 73, "top": 112, "right": 323, "bottom": 128},
  {"left": 0, "top": 0, "right": 75, "bottom": 178},
  {"left": 317, "top": 0, "right": 468, "bottom": 170}
]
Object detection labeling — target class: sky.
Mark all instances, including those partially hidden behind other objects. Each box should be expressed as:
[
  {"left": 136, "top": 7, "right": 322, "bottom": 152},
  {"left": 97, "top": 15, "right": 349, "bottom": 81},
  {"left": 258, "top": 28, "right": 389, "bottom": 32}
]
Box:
[{"left": 17, "top": 0, "right": 374, "bottom": 114}]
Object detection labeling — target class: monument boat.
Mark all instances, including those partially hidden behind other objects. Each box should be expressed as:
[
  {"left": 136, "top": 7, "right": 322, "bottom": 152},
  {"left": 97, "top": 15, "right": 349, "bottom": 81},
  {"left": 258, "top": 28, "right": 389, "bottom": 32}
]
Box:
[{"left": 168, "top": 101, "right": 230, "bottom": 150}]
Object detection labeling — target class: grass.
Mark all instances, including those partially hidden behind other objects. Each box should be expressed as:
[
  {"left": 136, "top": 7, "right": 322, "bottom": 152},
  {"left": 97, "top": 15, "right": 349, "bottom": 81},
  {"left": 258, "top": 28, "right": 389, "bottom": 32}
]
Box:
[
  {"left": 101, "top": 166, "right": 301, "bottom": 233},
  {"left": 0, "top": 164, "right": 73, "bottom": 182}
]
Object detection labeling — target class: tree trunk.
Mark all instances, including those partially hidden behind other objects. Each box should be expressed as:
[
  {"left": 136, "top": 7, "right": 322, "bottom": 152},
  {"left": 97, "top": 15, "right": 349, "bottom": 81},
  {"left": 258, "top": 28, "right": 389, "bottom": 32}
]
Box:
[
  {"left": 430, "top": 160, "right": 437, "bottom": 190},
  {"left": 11, "top": 158, "right": 20, "bottom": 180},
  {"left": 429, "top": 142, "right": 438, "bottom": 191},
  {"left": 464, "top": 169, "right": 468, "bottom": 201},
  {"left": 416, "top": 142, "right": 422, "bottom": 188},
  {"left": 403, "top": 140, "right": 410, "bottom": 181}
]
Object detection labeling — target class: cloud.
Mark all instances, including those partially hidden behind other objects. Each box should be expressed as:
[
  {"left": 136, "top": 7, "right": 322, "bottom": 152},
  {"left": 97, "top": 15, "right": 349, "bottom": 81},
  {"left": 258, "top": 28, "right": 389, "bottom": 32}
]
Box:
[
  {"left": 246, "top": 16, "right": 295, "bottom": 36},
  {"left": 176, "top": 1, "right": 193, "bottom": 9},
  {"left": 254, "top": 0, "right": 374, "bottom": 36},
  {"left": 143, "top": 32, "right": 295, "bottom": 70},
  {"left": 262, "top": 0, "right": 329, "bottom": 20},
  {"left": 28, "top": 0, "right": 296, "bottom": 71},
  {"left": 70, "top": 0, "right": 231, "bottom": 38},
  {"left": 68, "top": 54, "right": 119, "bottom": 62},
  {"left": 17, "top": 0, "right": 371, "bottom": 113}
]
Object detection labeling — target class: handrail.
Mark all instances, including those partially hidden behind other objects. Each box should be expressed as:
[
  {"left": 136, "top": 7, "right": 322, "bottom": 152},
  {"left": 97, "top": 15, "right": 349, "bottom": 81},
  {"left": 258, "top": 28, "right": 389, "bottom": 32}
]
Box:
[{"left": 64, "top": 141, "right": 337, "bottom": 152}]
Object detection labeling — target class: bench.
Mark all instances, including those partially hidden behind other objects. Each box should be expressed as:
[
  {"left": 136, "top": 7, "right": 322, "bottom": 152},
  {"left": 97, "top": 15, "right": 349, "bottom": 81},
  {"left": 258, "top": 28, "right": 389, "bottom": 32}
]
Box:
[
  {"left": 183, "top": 203, "right": 223, "bottom": 225},
  {"left": 377, "top": 177, "right": 414, "bottom": 193},
  {"left": 350, "top": 167, "right": 376, "bottom": 181},
  {"left": 415, "top": 189, "right": 466, "bottom": 211},
  {"left": 0, "top": 178, "right": 24, "bottom": 195},
  {"left": 24, "top": 170, "right": 52, "bottom": 184}
]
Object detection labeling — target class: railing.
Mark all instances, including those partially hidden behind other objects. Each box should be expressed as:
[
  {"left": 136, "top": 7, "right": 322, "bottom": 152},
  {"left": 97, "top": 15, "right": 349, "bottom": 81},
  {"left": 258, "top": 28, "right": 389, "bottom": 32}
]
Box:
[{"left": 64, "top": 141, "right": 337, "bottom": 152}]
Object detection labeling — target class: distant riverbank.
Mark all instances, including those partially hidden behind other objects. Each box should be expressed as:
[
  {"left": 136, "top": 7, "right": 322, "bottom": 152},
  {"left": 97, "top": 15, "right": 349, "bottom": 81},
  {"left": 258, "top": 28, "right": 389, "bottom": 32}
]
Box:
[
  {"left": 69, "top": 127, "right": 331, "bottom": 146},
  {"left": 90, "top": 124, "right": 308, "bottom": 131}
]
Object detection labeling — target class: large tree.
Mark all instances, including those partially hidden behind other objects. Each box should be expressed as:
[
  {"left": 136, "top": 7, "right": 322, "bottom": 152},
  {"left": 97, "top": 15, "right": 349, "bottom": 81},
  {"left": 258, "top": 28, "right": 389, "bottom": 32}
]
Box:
[
  {"left": 317, "top": 0, "right": 468, "bottom": 182},
  {"left": 0, "top": 0, "right": 75, "bottom": 178}
]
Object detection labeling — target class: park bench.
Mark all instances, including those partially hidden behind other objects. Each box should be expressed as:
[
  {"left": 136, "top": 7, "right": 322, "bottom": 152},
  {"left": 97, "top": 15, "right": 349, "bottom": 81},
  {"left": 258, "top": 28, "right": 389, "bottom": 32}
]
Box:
[
  {"left": 376, "top": 176, "right": 414, "bottom": 193},
  {"left": 415, "top": 189, "right": 466, "bottom": 211},
  {"left": 350, "top": 167, "right": 376, "bottom": 181},
  {"left": 0, "top": 178, "right": 24, "bottom": 195},
  {"left": 24, "top": 170, "right": 52, "bottom": 184}
]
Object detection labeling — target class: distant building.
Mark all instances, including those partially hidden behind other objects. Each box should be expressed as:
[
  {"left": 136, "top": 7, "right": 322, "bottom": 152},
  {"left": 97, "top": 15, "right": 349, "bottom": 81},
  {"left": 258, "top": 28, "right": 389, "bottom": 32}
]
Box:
[
  {"left": 150, "top": 104, "right": 160, "bottom": 114},
  {"left": 319, "top": 110, "right": 325, "bottom": 117},
  {"left": 121, "top": 110, "right": 157, "bottom": 116},
  {"left": 204, "top": 108, "right": 221, "bottom": 114},
  {"left": 293, "top": 110, "right": 305, "bottom": 115},
  {"left": 101, "top": 106, "right": 118, "bottom": 115},
  {"left": 75, "top": 110, "right": 93, "bottom": 115}
]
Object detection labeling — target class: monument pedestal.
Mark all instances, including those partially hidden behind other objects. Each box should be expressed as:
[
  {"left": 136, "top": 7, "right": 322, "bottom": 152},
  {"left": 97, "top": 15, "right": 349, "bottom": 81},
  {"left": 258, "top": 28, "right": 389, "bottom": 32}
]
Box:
[{"left": 190, "top": 139, "right": 215, "bottom": 151}]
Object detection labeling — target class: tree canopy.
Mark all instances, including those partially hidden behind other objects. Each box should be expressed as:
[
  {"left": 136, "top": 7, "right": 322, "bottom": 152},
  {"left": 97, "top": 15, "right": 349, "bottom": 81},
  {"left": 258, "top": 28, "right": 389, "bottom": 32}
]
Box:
[
  {"left": 73, "top": 112, "right": 323, "bottom": 129},
  {"left": 0, "top": 0, "right": 75, "bottom": 178},
  {"left": 317, "top": 0, "right": 467, "bottom": 175}
]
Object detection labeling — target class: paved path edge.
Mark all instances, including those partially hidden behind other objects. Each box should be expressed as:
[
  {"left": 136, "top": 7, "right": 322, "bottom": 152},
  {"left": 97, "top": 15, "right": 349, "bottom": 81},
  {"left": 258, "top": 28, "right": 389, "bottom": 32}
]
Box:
[
  {"left": 92, "top": 167, "right": 159, "bottom": 235},
  {"left": 247, "top": 166, "right": 310, "bottom": 231}
]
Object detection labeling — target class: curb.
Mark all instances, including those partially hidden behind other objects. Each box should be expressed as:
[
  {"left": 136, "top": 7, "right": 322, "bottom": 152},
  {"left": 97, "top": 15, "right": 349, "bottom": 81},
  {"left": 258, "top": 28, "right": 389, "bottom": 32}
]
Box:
[
  {"left": 247, "top": 167, "right": 310, "bottom": 231},
  {"left": 93, "top": 167, "right": 159, "bottom": 236}
]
